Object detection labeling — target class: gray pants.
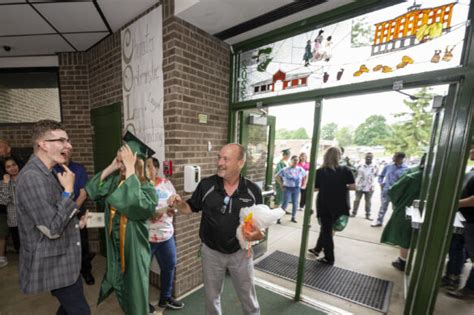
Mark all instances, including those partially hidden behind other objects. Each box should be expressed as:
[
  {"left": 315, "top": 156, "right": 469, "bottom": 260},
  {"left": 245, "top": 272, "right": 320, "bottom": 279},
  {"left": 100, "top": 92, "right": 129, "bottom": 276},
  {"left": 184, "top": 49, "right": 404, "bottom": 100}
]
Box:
[
  {"left": 352, "top": 190, "right": 373, "bottom": 215},
  {"left": 202, "top": 244, "right": 260, "bottom": 315}
]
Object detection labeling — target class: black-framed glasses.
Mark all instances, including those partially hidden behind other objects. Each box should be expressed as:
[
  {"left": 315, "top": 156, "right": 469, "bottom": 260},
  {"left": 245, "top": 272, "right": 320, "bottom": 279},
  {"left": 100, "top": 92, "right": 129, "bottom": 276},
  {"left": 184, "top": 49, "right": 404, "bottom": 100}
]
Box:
[
  {"left": 44, "top": 138, "right": 71, "bottom": 144},
  {"left": 220, "top": 196, "right": 230, "bottom": 214}
]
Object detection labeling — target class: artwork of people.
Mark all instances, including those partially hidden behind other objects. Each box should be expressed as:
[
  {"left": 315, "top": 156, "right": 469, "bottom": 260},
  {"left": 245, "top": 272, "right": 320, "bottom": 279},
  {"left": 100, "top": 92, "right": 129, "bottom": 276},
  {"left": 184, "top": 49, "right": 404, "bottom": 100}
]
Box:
[
  {"left": 303, "top": 40, "right": 313, "bottom": 66},
  {"left": 312, "top": 30, "right": 324, "bottom": 61}
]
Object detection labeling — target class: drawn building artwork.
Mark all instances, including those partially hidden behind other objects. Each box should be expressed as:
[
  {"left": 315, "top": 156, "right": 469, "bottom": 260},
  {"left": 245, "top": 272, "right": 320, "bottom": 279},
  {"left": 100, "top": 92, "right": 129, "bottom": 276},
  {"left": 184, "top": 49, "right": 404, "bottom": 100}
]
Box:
[
  {"left": 236, "top": 0, "right": 468, "bottom": 102},
  {"left": 251, "top": 69, "right": 311, "bottom": 96},
  {"left": 372, "top": 2, "right": 456, "bottom": 55}
]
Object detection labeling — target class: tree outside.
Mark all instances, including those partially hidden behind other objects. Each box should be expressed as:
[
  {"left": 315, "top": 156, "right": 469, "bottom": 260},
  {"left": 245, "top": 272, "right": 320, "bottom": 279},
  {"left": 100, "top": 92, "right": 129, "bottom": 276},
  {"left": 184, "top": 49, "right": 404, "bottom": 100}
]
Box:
[
  {"left": 321, "top": 122, "right": 338, "bottom": 140},
  {"left": 354, "top": 115, "right": 392, "bottom": 146},
  {"left": 276, "top": 127, "right": 310, "bottom": 139},
  {"left": 384, "top": 87, "right": 434, "bottom": 157}
]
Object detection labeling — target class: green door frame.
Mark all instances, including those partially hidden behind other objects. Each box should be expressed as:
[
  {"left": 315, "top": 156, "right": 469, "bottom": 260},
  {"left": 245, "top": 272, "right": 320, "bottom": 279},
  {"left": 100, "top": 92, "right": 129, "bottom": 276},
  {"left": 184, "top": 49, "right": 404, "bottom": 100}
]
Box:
[{"left": 227, "top": 1, "right": 474, "bottom": 313}]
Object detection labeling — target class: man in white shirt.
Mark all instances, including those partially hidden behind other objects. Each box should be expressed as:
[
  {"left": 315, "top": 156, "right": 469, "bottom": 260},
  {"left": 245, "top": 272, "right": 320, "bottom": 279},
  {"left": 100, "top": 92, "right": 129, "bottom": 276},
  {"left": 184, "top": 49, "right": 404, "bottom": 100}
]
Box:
[{"left": 351, "top": 152, "right": 378, "bottom": 220}]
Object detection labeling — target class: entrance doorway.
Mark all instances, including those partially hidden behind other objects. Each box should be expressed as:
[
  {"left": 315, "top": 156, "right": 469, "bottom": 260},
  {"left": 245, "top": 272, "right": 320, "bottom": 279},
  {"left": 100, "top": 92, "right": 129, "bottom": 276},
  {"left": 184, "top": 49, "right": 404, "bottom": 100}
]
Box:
[{"left": 237, "top": 83, "right": 474, "bottom": 314}]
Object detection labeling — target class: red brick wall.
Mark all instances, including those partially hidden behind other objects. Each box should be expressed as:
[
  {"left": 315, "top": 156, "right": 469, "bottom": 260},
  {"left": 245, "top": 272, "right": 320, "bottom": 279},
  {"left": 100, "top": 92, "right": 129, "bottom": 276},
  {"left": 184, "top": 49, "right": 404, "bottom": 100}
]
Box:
[{"left": 163, "top": 12, "right": 230, "bottom": 295}]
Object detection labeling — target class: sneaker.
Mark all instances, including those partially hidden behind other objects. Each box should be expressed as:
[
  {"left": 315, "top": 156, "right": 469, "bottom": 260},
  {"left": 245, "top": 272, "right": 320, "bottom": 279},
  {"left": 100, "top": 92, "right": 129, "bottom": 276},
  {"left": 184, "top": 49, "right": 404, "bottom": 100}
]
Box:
[
  {"left": 447, "top": 287, "right": 474, "bottom": 299},
  {"left": 317, "top": 257, "right": 334, "bottom": 265},
  {"left": 308, "top": 248, "right": 320, "bottom": 257},
  {"left": 441, "top": 275, "right": 461, "bottom": 290},
  {"left": 392, "top": 257, "right": 406, "bottom": 271},
  {"left": 290, "top": 218, "right": 297, "bottom": 223},
  {"left": 159, "top": 297, "right": 184, "bottom": 310},
  {"left": 371, "top": 223, "right": 382, "bottom": 227}
]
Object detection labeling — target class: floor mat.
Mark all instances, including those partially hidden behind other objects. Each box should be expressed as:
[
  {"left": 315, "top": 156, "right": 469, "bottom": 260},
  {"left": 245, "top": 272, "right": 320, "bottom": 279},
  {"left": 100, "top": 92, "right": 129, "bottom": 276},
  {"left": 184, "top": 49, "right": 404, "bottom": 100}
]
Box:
[
  {"left": 254, "top": 250, "right": 393, "bottom": 313},
  {"left": 165, "top": 275, "right": 328, "bottom": 315}
]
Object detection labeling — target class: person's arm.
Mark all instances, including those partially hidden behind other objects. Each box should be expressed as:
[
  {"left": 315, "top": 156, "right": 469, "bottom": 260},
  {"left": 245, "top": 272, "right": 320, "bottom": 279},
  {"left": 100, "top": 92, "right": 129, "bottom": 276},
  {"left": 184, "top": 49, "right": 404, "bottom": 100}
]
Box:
[
  {"left": 16, "top": 169, "right": 77, "bottom": 239},
  {"left": 379, "top": 165, "right": 387, "bottom": 188},
  {"left": 168, "top": 194, "right": 193, "bottom": 214},
  {"left": 346, "top": 166, "right": 356, "bottom": 190},
  {"left": 0, "top": 175, "right": 12, "bottom": 205},
  {"left": 459, "top": 196, "right": 474, "bottom": 208}
]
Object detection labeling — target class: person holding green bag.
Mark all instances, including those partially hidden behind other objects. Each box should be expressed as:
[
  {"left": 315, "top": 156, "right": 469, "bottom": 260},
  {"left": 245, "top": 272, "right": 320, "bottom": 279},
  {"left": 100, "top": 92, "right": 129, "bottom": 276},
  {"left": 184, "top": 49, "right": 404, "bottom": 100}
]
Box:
[{"left": 309, "top": 147, "right": 355, "bottom": 265}]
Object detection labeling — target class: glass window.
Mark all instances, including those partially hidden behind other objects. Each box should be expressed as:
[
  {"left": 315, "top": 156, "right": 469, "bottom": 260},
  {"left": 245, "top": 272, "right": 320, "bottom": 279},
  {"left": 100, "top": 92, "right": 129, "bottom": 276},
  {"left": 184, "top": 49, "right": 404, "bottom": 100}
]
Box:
[{"left": 237, "top": 0, "right": 469, "bottom": 102}]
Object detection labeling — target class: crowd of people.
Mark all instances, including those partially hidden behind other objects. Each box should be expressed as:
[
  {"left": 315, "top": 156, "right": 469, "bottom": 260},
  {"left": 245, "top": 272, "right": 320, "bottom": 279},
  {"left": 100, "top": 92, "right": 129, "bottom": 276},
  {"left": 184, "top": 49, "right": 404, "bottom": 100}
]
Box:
[
  {"left": 1, "top": 119, "right": 474, "bottom": 315},
  {"left": 0, "top": 120, "right": 267, "bottom": 315}
]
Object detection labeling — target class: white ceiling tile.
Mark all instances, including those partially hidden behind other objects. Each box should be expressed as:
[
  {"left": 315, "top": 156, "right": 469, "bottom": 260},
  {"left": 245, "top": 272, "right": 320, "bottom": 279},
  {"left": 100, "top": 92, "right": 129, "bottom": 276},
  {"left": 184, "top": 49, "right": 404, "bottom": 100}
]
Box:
[
  {"left": 34, "top": 2, "right": 107, "bottom": 32},
  {"left": 63, "top": 32, "right": 109, "bottom": 51},
  {"left": 0, "top": 0, "right": 25, "bottom": 3},
  {"left": 0, "top": 4, "right": 55, "bottom": 36},
  {"left": 0, "top": 35, "right": 73, "bottom": 56},
  {"left": 98, "top": 0, "right": 158, "bottom": 32}
]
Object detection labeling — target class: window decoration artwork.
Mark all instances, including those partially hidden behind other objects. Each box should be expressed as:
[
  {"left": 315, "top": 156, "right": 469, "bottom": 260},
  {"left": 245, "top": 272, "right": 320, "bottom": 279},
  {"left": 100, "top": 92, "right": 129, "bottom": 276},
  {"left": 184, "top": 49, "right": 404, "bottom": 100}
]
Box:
[{"left": 236, "top": 1, "right": 469, "bottom": 102}]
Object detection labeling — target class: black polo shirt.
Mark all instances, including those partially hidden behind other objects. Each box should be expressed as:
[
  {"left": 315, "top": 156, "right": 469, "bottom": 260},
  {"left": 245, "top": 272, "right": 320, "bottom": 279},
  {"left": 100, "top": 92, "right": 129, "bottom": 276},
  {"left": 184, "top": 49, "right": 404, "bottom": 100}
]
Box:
[
  {"left": 460, "top": 171, "right": 474, "bottom": 223},
  {"left": 187, "top": 175, "right": 263, "bottom": 254},
  {"left": 314, "top": 166, "right": 355, "bottom": 216}
]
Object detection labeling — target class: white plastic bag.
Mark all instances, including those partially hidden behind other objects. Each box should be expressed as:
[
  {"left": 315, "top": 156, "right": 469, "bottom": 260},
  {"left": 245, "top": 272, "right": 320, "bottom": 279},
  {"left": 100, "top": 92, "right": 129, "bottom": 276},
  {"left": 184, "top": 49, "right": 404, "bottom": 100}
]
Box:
[{"left": 236, "top": 204, "right": 285, "bottom": 251}]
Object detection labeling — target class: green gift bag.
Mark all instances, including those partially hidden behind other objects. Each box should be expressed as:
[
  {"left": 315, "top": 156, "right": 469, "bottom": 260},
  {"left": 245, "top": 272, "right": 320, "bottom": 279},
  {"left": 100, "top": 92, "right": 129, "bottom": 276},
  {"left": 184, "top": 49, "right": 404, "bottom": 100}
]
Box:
[{"left": 318, "top": 214, "right": 349, "bottom": 232}]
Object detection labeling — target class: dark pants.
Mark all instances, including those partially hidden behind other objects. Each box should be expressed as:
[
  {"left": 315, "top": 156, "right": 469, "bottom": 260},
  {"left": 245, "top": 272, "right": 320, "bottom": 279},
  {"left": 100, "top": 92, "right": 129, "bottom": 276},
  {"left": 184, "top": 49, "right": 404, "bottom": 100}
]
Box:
[
  {"left": 314, "top": 214, "right": 336, "bottom": 263},
  {"left": 9, "top": 226, "right": 20, "bottom": 251},
  {"left": 151, "top": 237, "right": 177, "bottom": 301},
  {"left": 352, "top": 191, "right": 373, "bottom": 216},
  {"left": 462, "top": 223, "right": 474, "bottom": 289},
  {"left": 51, "top": 276, "right": 90, "bottom": 315},
  {"left": 80, "top": 228, "right": 93, "bottom": 275},
  {"left": 299, "top": 188, "right": 307, "bottom": 208},
  {"left": 446, "top": 233, "right": 466, "bottom": 276}
]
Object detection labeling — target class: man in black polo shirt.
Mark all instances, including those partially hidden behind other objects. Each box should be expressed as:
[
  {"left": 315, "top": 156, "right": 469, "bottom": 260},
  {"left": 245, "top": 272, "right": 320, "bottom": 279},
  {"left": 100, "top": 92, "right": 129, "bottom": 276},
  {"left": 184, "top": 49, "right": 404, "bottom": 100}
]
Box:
[{"left": 170, "top": 143, "right": 264, "bottom": 315}]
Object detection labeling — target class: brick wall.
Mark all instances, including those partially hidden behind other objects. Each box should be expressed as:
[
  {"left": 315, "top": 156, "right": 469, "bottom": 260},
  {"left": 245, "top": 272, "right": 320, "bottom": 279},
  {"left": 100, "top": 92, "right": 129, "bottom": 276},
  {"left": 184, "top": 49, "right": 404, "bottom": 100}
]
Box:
[{"left": 0, "top": 86, "right": 60, "bottom": 123}]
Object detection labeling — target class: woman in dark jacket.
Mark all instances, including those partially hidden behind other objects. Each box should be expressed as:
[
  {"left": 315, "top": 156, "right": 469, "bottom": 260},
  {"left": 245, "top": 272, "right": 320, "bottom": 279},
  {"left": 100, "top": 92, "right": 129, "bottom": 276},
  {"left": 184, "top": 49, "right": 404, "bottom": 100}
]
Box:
[{"left": 309, "top": 147, "right": 355, "bottom": 265}]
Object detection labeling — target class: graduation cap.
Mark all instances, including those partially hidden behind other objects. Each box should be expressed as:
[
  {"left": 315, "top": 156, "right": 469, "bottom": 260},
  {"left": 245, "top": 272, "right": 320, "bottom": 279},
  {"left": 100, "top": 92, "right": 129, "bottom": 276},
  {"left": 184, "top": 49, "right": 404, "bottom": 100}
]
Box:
[
  {"left": 281, "top": 148, "right": 291, "bottom": 156},
  {"left": 122, "top": 131, "right": 155, "bottom": 160}
]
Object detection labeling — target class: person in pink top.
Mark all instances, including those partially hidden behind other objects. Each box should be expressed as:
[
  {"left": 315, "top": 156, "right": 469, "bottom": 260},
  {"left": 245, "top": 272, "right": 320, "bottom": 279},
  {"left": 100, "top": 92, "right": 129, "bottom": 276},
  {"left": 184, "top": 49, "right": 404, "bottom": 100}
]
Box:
[
  {"left": 297, "top": 152, "right": 310, "bottom": 210},
  {"left": 146, "top": 157, "right": 184, "bottom": 310}
]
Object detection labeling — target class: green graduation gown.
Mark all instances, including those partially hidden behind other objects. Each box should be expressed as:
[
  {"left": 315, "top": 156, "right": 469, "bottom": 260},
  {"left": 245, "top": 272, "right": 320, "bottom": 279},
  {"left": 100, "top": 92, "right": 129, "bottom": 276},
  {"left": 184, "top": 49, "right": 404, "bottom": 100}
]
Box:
[
  {"left": 274, "top": 159, "right": 288, "bottom": 205},
  {"left": 381, "top": 166, "right": 422, "bottom": 249},
  {"left": 86, "top": 172, "right": 157, "bottom": 315}
]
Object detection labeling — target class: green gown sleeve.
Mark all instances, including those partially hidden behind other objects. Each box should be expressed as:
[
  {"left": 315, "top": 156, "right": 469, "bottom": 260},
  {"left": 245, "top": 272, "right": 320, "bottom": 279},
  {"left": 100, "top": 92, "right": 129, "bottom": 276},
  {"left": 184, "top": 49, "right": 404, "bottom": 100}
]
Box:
[
  {"left": 106, "top": 175, "right": 157, "bottom": 221},
  {"left": 85, "top": 171, "right": 120, "bottom": 202}
]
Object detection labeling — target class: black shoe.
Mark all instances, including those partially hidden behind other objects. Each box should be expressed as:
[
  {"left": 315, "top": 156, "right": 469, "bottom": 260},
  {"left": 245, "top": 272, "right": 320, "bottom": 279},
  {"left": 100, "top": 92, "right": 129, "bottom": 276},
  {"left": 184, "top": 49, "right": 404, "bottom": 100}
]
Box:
[
  {"left": 371, "top": 223, "right": 382, "bottom": 227},
  {"left": 350, "top": 213, "right": 356, "bottom": 217},
  {"left": 447, "top": 287, "right": 474, "bottom": 299},
  {"left": 441, "top": 275, "right": 461, "bottom": 290},
  {"left": 290, "top": 218, "right": 297, "bottom": 223},
  {"left": 149, "top": 303, "right": 157, "bottom": 315},
  {"left": 284, "top": 210, "right": 290, "bottom": 215},
  {"left": 308, "top": 248, "right": 320, "bottom": 257},
  {"left": 391, "top": 258, "right": 406, "bottom": 271},
  {"left": 159, "top": 297, "right": 184, "bottom": 310},
  {"left": 317, "top": 257, "right": 334, "bottom": 265},
  {"left": 82, "top": 272, "right": 95, "bottom": 285},
  {"left": 277, "top": 219, "right": 281, "bottom": 224},
  {"left": 365, "top": 214, "right": 371, "bottom": 220}
]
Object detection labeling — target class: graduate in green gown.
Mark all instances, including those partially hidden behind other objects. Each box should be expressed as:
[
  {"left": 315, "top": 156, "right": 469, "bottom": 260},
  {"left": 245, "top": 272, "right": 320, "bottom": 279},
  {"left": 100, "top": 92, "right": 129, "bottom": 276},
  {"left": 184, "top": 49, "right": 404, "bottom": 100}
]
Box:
[
  {"left": 381, "top": 165, "right": 423, "bottom": 271},
  {"left": 86, "top": 132, "right": 157, "bottom": 315}
]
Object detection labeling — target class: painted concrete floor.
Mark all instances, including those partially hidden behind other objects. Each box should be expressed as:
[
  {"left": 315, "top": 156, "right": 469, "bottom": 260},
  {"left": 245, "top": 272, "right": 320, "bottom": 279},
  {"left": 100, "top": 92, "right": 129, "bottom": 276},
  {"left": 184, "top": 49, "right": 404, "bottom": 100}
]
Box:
[{"left": 1, "top": 189, "right": 474, "bottom": 314}]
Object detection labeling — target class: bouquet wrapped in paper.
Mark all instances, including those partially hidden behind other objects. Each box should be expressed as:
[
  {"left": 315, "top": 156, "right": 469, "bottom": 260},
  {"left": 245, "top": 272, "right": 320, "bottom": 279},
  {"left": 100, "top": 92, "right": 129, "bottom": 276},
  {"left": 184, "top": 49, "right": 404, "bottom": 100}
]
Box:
[{"left": 236, "top": 204, "right": 285, "bottom": 254}]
